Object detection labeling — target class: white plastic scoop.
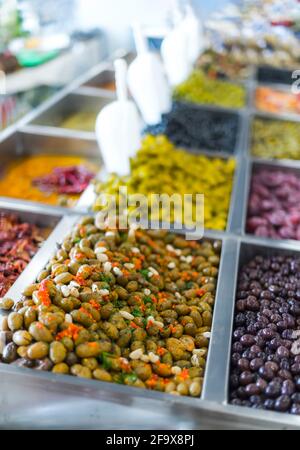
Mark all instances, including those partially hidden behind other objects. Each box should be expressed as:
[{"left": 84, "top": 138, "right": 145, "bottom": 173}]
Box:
[
  {"left": 127, "top": 24, "right": 171, "bottom": 125},
  {"left": 161, "top": 9, "right": 192, "bottom": 86},
  {"left": 182, "top": 3, "right": 205, "bottom": 65},
  {"left": 95, "top": 59, "right": 141, "bottom": 176}
]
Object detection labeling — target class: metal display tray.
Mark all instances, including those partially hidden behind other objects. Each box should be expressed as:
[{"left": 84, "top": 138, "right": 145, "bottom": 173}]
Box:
[
  {"left": 2, "top": 227, "right": 300, "bottom": 430},
  {"left": 0, "top": 129, "right": 102, "bottom": 215},
  {"left": 26, "top": 91, "right": 115, "bottom": 138},
  {"left": 1, "top": 59, "right": 300, "bottom": 430}
]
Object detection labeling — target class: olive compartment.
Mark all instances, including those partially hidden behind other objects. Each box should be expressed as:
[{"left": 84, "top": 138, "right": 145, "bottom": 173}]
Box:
[{"left": 225, "top": 237, "right": 300, "bottom": 424}]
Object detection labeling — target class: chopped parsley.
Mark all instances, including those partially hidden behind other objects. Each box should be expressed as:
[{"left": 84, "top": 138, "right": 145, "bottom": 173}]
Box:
[
  {"left": 132, "top": 308, "right": 143, "bottom": 317},
  {"left": 101, "top": 352, "right": 115, "bottom": 370},
  {"left": 140, "top": 269, "right": 149, "bottom": 279}
]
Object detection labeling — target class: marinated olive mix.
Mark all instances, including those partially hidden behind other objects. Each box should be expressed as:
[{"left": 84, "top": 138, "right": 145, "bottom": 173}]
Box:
[
  {"left": 0, "top": 218, "right": 221, "bottom": 397},
  {"left": 94, "top": 135, "right": 236, "bottom": 231},
  {"left": 144, "top": 103, "right": 239, "bottom": 154},
  {"left": 173, "top": 70, "right": 246, "bottom": 110},
  {"left": 252, "top": 118, "right": 300, "bottom": 160},
  {"left": 230, "top": 254, "right": 300, "bottom": 415}
]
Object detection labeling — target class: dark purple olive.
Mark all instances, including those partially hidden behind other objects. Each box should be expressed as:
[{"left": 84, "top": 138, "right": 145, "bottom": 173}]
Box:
[
  {"left": 240, "top": 334, "right": 256, "bottom": 347},
  {"left": 239, "top": 371, "right": 254, "bottom": 386},
  {"left": 295, "top": 377, "right": 300, "bottom": 391},
  {"left": 232, "top": 342, "right": 243, "bottom": 353},
  {"left": 237, "top": 387, "right": 248, "bottom": 399},
  {"left": 281, "top": 329, "right": 294, "bottom": 340},
  {"left": 231, "top": 353, "right": 240, "bottom": 367},
  {"left": 250, "top": 345, "right": 262, "bottom": 354},
  {"left": 265, "top": 361, "right": 279, "bottom": 373},
  {"left": 277, "top": 321, "right": 288, "bottom": 332},
  {"left": 258, "top": 366, "right": 275, "bottom": 381},
  {"left": 250, "top": 358, "right": 264, "bottom": 372},
  {"left": 235, "top": 313, "right": 246, "bottom": 326},
  {"left": 280, "top": 359, "right": 290, "bottom": 371},
  {"left": 264, "top": 399, "right": 275, "bottom": 410},
  {"left": 233, "top": 329, "right": 245, "bottom": 341},
  {"left": 271, "top": 314, "right": 281, "bottom": 323},
  {"left": 251, "top": 288, "right": 261, "bottom": 298},
  {"left": 291, "top": 393, "right": 300, "bottom": 403},
  {"left": 246, "top": 296, "right": 260, "bottom": 311},
  {"left": 265, "top": 381, "right": 281, "bottom": 398},
  {"left": 291, "top": 363, "right": 300, "bottom": 375},
  {"left": 269, "top": 338, "right": 282, "bottom": 351},
  {"left": 236, "top": 300, "right": 246, "bottom": 312},
  {"left": 261, "top": 328, "right": 275, "bottom": 340},
  {"left": 256, "top": 378, "right": 268, "bottom": 392},
  {"left": 249, "top": 395, "right": 262, "bottom": 405},
  {"left": 278, "top": 369, "right": 293, "bottom": 380},
  {"left": 261, "top": 291, "right": 273, "bottom": 300},
  {"left": 255, "top": 337, "right": 266, "bottom": 348},
  {"left": 269, "top": 285, "right": 280, "bottom": 294},
  {"left": 237, "top": 358, "right": 250, "bottom": 372},
  {"left": 274, "top": 395, "right": 291, "bottom": 412},
  {"left": 276, "top": 346, "right": 290, "bottom": 359},
  {"left": 245, "top": 384, "right": 261, "bottom": 396},
  {"left": 281, "top": 380, "right": 295, "bottom": 396},
  {"left": 242, "top": 350, "right": 256, "bottom": 360},
  {"left": 290, "top": 404, "right": 300, "bottom": 415},
  {"left": 230, "top": 374, "right": 239, "bottom": 389}
]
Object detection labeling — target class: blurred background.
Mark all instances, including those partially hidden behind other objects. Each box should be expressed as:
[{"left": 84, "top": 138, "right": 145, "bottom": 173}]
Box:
[{"left": 1, "top": 0, "right": 300, "bottom": 130}]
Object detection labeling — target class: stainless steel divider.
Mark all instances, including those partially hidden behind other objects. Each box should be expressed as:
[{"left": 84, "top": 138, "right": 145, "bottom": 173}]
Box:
[{"left": 202, "top": 236, "right": 240, "bottom": 403}]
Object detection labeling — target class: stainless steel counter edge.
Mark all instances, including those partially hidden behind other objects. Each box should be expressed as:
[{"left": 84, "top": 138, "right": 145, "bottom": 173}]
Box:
[{"left": 1, "top": 362, "right": 300, "bottom": 429}]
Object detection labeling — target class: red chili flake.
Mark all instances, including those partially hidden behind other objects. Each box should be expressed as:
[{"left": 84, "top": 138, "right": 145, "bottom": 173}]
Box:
[
  {"left": 146, "top": 374, "right": 159, "bottom": 388},
  {"left": 74, "top": 275, "right": 86, "bottom": 286},
  {"left": 79, "top": 226, "right": 86, "bottom": 237},
  {"left": 75, "top": 252, "right": 86, "bottom": 261},
  {"left": 37, "top": 280, "right": 51, "bottom": 307},
  {"left": 169, "top": 325, "right": 177, "bottom": 334},
  {"left": 180, "top": 369, "right": 190, "bottom": 380},
  {"left": 130, "top": 321, "right": 140, "bottom": 329},
  {"left": 181, "top": 272, "right": 191, "bottom": 281},
  {"left": 157, "top": 347, "right": 166, "bottom": 356},
  {"left": 134, "top": 259, "right": 142, "bottom": 270},
  {"left": 89, "top": 299, "right": 101, "bottom": 310},
  {"left": 79, "top": 307, "right": 94, "bottom": 320},
  {"left": 146, "top": 320, "right": 154, "bottom": 330},
  {"left": 196, "top": 289, "right": 205, "bottom": 297},
  {"left": 120, "top": 358, "right": 131, "bottom": 373},
  {"left": 56, "top": 323, "right": 82, "bottom": 341}
]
